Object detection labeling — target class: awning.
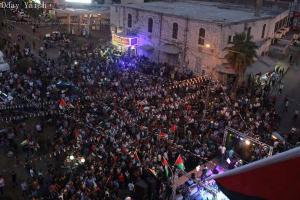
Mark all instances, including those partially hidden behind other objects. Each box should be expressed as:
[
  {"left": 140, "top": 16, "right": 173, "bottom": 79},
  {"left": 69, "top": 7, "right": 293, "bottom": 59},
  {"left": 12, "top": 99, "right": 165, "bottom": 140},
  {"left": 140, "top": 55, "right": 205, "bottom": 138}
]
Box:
[
  {"left": 217, "top": 64, "right": 236, "bottom": 75},
  {"left": 246, "top": 59, "right": 273, "bottom": 75},
  {"left": 159, "top": 44, "right": 180, "bottom": 54},
  {"left": 140, "top": 44, "right": 154, "bottom": 51}
]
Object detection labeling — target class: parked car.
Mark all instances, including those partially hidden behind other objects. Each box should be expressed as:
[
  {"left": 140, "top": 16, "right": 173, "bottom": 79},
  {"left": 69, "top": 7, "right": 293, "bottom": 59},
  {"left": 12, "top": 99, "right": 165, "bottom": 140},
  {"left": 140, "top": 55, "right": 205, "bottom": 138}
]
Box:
[
  {"left": 0, "top": 62, "right": 9, "bottom": 72},
  {"left": 0, "top": 91, "right": 13, "bottom": 104}
]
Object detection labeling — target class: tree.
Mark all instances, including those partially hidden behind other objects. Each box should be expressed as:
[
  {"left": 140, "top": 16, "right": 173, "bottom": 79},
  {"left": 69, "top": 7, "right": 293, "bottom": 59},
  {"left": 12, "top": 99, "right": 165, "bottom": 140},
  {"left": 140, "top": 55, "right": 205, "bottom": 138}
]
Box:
[
  {"left": 16, "top": 57, "right": 34, "bottom": 73},
  {"left": 225, "top": 32, "right": 258, "bottom": 85}
]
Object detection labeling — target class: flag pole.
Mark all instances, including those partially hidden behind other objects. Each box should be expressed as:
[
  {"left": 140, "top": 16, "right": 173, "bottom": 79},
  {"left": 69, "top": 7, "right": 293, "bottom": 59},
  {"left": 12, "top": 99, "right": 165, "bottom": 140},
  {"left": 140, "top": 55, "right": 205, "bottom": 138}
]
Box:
[{"left": 168, "top": 165, "right": 176, "bottom": 200}]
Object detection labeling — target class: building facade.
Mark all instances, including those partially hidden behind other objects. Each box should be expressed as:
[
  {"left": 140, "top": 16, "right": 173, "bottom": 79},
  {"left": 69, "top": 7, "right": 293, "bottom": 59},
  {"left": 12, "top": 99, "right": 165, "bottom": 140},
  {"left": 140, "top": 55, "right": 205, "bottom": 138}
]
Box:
[
  {"left": 110, "top": 1, "right": 290, "bottom": 78},
  {"left": 55, "top": 7, "right": 110, "bottom": 36}
]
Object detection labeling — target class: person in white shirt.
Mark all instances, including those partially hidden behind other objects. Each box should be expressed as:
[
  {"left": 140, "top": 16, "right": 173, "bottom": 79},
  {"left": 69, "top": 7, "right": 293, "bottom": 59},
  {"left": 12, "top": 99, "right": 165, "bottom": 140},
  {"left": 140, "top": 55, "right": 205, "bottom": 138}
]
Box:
[
  {"left": 219, "top": 145, "right": 226, "bottom": 163},
  {"left": 128, "top": 182, "right": 134, "bottom": 192},
  {"left": 21, "top": 180, "right": 28, "bottom": 197}
]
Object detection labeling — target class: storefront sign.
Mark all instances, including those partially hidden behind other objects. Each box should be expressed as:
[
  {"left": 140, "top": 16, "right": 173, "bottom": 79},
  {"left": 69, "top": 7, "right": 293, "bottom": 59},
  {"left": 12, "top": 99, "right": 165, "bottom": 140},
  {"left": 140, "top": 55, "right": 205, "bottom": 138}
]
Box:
[{"left": 112, "top": 34, "right": 137, "bottom": 47}]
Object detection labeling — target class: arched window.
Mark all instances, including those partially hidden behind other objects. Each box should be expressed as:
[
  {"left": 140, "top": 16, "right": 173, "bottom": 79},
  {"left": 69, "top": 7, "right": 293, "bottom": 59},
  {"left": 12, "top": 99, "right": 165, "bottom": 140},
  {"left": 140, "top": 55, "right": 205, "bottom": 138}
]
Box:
[
  {"left": 172, "top": 23, "right": 178, "bottom": 39},
  {"left": 261, "top": 24, "right": 266, "bottom": 39},
  {"left": 148, "top": 18, "right": 153, "bottom": 33},
  {"left": 128, "top": 14, "right": 132, "bottom": 28},
  {"left": 198, "top": 28, "right": 205, "bottom": 45},
  {"left": 247, "top": 27, "right": 251, "bottom": 40}
]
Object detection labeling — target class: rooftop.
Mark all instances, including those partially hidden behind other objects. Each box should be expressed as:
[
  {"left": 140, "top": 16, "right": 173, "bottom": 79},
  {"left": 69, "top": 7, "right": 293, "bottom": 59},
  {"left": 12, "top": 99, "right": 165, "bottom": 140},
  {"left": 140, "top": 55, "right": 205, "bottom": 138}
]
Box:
[
  {"left": 55, "top": 7, "right": 110, "bottom": 15},
  {"left": 120, "top": 1, "right": 287, "bottom": 25}
]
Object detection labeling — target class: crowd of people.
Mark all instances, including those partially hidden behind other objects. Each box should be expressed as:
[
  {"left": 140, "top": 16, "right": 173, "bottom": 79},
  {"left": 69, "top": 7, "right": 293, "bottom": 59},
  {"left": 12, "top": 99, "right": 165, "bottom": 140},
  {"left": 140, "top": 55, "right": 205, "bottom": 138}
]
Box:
[{"left": 0, "top": 27, "right": 298, "bottom": 200}]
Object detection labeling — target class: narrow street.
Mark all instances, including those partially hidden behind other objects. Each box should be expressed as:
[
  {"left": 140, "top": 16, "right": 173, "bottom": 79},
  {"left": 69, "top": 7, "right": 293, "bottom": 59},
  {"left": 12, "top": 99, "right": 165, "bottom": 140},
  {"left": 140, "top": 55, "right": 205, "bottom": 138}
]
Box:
[{"left": 276, "top": 63, "right": 300, "bottom": 132}]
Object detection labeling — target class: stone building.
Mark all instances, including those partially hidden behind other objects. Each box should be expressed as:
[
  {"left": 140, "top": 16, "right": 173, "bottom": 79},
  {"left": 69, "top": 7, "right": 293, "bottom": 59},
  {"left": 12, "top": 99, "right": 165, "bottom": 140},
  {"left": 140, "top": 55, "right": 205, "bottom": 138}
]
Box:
[
  {"left": 55, "top": 7, "right": 110, "bottom": 36},
  {"left": 110, "top": 1, "right": 290, "bottom": 79}
]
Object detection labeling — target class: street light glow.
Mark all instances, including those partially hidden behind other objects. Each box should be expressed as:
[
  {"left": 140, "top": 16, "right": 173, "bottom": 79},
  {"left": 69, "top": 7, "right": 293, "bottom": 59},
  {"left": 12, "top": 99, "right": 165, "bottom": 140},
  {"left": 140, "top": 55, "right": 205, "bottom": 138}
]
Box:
[
  {"left": 80, "top": 157, "right": 85, "bottom": 163},
  {"left": 245, "top": 140, "right": 251, "bottom": 145},
  {"left": 70, "top": 155, "right": 75, "bottom": 160}
]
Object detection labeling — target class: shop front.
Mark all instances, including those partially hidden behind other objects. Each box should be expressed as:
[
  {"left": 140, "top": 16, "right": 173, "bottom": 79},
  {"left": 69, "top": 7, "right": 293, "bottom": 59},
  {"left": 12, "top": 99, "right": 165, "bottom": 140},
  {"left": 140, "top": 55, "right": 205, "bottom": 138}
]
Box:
[
  {"left": 217, "top": 64, "right": 237, "bottom": 84},
  {"left": 112, "top": 33, "right": 138, "bottom": 55},
  {"left": 158, "top": 44, "right": 181, "bottom": 67}
]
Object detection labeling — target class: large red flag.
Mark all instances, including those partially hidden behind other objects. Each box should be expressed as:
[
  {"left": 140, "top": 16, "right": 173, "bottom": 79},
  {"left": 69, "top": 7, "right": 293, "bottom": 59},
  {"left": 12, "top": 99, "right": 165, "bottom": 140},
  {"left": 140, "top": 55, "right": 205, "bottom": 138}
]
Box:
[
  {"left": 209, "top": 147, "right": 300, "bottom": 200},
  {"left": 159, "top": 131, "right": 168, "bottom": 139},
  {"left": 59, "top": 98, "right": 66, "bottom": 109}
]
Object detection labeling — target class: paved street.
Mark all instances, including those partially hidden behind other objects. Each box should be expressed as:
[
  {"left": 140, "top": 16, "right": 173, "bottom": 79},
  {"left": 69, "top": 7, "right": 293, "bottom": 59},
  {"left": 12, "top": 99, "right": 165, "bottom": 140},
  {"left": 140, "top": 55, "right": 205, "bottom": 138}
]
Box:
[{"left": 276, "top": 63, "right": 300, "bottom": 132}]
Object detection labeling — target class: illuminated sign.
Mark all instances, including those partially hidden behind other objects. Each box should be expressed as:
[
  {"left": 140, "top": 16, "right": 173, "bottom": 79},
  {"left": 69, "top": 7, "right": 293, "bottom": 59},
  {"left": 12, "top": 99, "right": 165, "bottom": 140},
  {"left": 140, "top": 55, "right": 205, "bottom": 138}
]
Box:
[
  {"left": 112, "top": 34, "right": 130, "bottom": 46},
  {"left": 112, "top": 34, "right": 138, "bottom": 47}
]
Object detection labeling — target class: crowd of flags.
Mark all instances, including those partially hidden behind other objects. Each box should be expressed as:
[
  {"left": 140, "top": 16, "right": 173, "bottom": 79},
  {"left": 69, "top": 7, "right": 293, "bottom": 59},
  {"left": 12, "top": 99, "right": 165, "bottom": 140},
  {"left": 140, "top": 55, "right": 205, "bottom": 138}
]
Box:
[{"left": 158, "top": 154, "right": 186, "bottom": 178}]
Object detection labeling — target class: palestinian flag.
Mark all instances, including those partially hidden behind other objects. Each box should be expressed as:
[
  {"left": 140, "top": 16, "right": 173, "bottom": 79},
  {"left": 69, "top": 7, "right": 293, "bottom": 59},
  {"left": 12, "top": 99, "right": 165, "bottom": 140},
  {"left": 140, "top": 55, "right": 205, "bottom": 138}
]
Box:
[
  {"left": 170, "top": 124, "right": 177, "bottom": 132},
  {"left": 159, "top": 131, "right": 168, "bottom": 139},
  {"left": 208, "top": 147, "right": 300, "bottom": 200},
  {"left": 174, "top": 154, "right": 185, "bottom": 171},
  {"left": 162, "top": 157, "right": 169, "bottom": 177},
  {"left": 59, "top": 98, "right": 66, "bottom": 109},
  {"left": 148, "top": 168, "right": 157, "bottom": 177}
]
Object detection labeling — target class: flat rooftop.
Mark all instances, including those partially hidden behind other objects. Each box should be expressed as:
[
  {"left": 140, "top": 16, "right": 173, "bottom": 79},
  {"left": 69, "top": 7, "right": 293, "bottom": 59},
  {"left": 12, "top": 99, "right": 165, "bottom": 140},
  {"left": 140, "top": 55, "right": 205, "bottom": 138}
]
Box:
[
  {"left": 55, "top": 7, "right": 110, "bottom": 15},
  {"left": 121, "top": 1, "right": 287, "bottom": 24}
]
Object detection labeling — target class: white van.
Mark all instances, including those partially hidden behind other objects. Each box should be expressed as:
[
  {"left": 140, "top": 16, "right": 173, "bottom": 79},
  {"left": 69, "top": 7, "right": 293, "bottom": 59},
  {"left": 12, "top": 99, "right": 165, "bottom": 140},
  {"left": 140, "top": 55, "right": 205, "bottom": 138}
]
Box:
[{"left": 0, "top": 63, "right": 9, "bottom": 72}]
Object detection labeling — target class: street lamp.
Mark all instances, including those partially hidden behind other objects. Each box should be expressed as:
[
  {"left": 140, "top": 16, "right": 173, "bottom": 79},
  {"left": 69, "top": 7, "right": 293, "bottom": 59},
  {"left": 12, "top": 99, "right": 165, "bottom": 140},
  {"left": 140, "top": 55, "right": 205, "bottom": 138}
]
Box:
[
  {"left": 69, "top": 155, "right": 75, "bottom": 160},
  {"left": 205, "top": 43, "right": 211, "bottom": 48},
  {"left": 80, "top": 157, "right": 85, "bottom": 163},
  {"left": 245, "top": 139, "right": 251, "bottom": 146}
]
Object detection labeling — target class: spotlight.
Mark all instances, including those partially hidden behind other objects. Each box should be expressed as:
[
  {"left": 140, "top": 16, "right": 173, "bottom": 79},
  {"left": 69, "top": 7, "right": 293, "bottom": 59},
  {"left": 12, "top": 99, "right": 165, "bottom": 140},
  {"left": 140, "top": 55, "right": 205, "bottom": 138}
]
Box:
[
  {"left": 245, "top": 140, "right": 250, "bottom": 145},
  {"left": 69, "top": 155, "right": 75, "bottom": 160},
  {"left": 226, "top": 158, "right": 231, "bottom": 164},
  {"left": 80, "top": 157, "right": 85, "bottom": 163}
]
